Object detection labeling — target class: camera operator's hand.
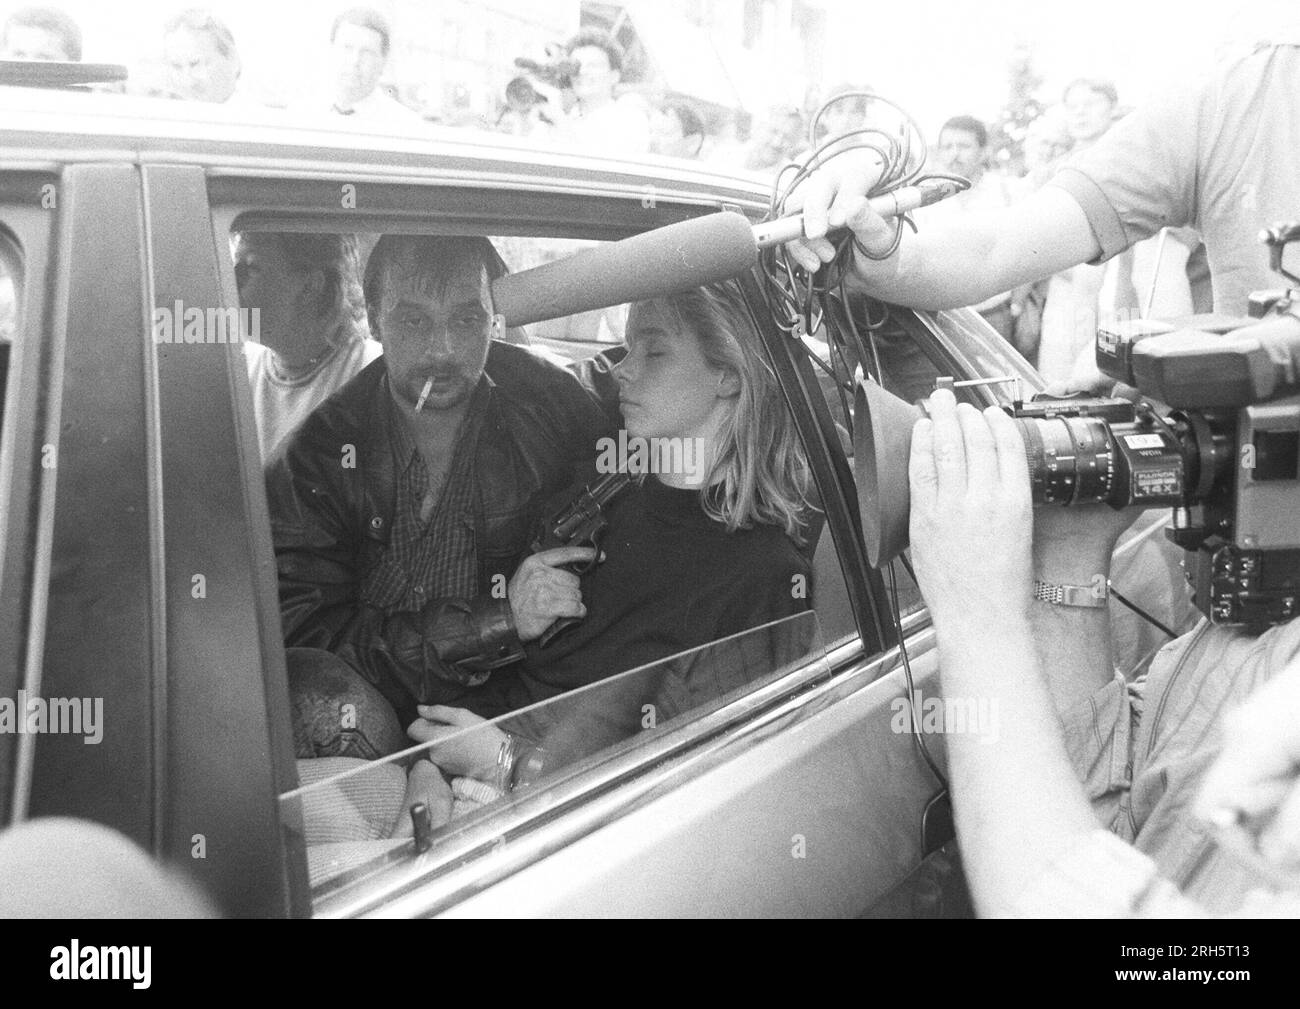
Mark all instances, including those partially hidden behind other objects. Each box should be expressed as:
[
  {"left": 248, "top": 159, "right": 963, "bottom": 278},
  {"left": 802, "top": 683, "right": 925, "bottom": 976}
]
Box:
[
  {"left": 908, "top": 389, "right": 1033, "bottom": 634},
  {"left": 784, "top": 148, "right": 890, "bottom": 274}
]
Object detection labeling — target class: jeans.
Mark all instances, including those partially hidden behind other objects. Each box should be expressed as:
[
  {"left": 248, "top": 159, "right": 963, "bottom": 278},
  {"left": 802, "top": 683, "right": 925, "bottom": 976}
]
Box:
[{"left": 286, "top": 647, "right": 407, "bottom": 760}]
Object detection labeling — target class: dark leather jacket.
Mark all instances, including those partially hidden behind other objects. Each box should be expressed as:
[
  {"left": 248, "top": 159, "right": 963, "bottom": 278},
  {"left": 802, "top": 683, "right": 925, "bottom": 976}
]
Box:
[{"left": 266, "top": 342, "right": 619, "bottom": 721}]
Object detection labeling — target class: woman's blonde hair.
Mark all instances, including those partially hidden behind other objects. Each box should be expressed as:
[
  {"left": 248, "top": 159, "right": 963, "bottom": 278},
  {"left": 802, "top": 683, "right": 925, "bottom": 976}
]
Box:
[{"left": 650, "top": 280, "right": 815, "bottom": 544}]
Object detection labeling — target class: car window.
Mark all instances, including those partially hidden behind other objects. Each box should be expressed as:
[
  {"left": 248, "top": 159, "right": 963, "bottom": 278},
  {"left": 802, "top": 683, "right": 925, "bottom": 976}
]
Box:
[
  {"left": 232, "top": 223, "right": 859, "bottom": 911},
  {"left": 281, "top": 610, "right": 829, "bottom": 899},
  {"left": 493, "top": 236, "right": 627, "bottom": 351}
]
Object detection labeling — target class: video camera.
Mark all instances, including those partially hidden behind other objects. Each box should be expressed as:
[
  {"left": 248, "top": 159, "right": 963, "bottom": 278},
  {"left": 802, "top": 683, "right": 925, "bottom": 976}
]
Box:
[
  {"left": 513, "top": 44, "right": 581, "bottom": 92},
  {"left": 855, "top": 222, "right": 1300, "bottom": 629}
]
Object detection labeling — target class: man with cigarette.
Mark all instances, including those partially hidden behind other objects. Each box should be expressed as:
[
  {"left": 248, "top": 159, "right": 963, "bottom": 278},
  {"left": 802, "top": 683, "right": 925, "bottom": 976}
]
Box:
[{"left": 266, "top": 235, "right": 615, "bottom": 758}]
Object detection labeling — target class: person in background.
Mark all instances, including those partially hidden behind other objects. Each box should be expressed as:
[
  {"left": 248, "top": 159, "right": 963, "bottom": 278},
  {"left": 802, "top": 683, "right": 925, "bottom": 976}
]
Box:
[
  {"left": 649, "top": 98, "right": 705, "bottom": 159},
  {"left": 1035, "top": 78, "right": 1121, "bottom": 382},
  {"left": 927, "top": 115, "right": 1035, "bottom": 354},
  {"left": 814, "top": 82, "right": 873, "bottom": 144},
  {"left": 0, "top": 5, "right": 80, "bottom": 61},
  {"left": 744, "top": 105, "right": 807, "bottom": 174},
  {"left": 162, "top": 9, "right": 242, "bottom": 104},
  {"left": 235, "top": 232, "right": 379, "bottom": 459},
  {"left": 1062, "top": 76, "right": 1119, "bottom": 150},
  {"left": 554, "top": 29, "right": 651, "bottom": 154},
  {"left": 495, "top": 75, "right": 555, "bottom": 138},
  {"left": 324, "top": 7, "right": 419, "bottom": 121},
  {"left": 1021, "top": 105, "right": 1074, "bottom": 188}
]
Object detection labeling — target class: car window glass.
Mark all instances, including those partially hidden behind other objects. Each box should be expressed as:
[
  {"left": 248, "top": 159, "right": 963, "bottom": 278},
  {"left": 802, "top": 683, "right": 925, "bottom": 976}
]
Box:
[
  {"left": 249, "top": 228, "right": 839, "bottom": 909},
  {"left": 493, "top": 236, "right": 627, "bottom": 349},
  {"left": 280, "top": 610, "right": 828, "bottom": 899}
]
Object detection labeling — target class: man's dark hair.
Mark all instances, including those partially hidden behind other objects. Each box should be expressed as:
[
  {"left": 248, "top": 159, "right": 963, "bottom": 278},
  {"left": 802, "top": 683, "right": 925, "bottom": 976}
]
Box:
[
  {"left": 3, "top": 5, "right": 82, "bottom": 61},
  {"left": 164, "top": 9, "right": 237, "bottom": 59},
  {"left": 940, "top": 114, "right": 988, "bottom": 149},
  {"left": 663, "top": 98, "right": 704, "bottom": 141},
  {"left": 564, "top": 28, "right": 624, "bottom": 76},
  {"left": 1062, "top": 77, "right": 1118, "bottom": 107},
  {"left": 330, "top": 6, "right": 392, "bottom": 58},
  {"left": 363, "top": 235, "right": 508, "bottom": 338}
]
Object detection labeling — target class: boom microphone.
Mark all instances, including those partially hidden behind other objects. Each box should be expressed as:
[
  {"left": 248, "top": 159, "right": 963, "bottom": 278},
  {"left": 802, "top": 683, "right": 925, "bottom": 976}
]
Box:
[
  {"left": 491, "top": 213, "right": 756, "bottom": 328},
  {"left": 490, "top": 180, "right": 962, "bottom": 327}
]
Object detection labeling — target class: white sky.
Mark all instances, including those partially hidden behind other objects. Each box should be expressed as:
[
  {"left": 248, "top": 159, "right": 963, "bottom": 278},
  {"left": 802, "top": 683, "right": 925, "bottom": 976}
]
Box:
[
  {"left": 827, "top": 0, "right": 1299, "bottom": 134},
  {"left": 22, "top": 0, "right": 1300, "bottom": 137}
]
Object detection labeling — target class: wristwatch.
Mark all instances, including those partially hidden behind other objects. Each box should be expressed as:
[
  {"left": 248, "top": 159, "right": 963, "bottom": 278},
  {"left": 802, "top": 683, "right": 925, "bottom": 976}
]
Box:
[{"left": 1032, "top": 578, "right": 1108, "bottom": 608}]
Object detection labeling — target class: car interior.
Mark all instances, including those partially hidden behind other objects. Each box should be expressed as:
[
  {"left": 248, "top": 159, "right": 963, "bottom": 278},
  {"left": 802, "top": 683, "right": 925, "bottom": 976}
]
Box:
[{"left": 224, "top": 225, "right": 881, "bottom": 895}]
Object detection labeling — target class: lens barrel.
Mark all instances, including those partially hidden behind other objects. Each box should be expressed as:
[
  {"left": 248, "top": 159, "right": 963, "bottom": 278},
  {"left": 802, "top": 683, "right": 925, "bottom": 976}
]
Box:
[{"left": 1015, "top": 415, "right": 1117, "bottom": 506}]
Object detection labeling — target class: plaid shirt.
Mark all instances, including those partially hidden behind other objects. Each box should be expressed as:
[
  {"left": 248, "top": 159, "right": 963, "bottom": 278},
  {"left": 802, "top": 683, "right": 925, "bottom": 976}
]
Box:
[{"left": 360, "top": 381, "right": 487, "bottom": 614}]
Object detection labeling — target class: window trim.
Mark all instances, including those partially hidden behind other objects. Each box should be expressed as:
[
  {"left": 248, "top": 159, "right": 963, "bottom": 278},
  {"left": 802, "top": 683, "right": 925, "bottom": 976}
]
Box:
[{"left": 314, "top": 610, "right": 936, "bottom": 918}]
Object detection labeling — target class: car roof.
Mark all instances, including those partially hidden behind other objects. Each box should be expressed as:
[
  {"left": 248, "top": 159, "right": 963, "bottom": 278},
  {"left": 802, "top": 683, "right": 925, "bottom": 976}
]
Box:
[{"left": 1, "top": 86, "right": 772, "bottom": 210}]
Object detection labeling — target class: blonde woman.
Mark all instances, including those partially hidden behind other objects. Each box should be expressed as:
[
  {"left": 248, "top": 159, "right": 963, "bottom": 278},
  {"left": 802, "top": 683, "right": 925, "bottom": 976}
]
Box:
[{"left": 409, "top": 279, "right": 817, "bottom": 789}]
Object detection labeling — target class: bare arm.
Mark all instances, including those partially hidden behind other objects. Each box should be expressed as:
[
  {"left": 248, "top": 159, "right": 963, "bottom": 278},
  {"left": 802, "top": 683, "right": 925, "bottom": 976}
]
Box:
[
  {"left": 786, "top": 151, "right": 1103, "bottom": 310},
  {"left": 908, "top": 391, "right": 1098, "bottom": 914}
]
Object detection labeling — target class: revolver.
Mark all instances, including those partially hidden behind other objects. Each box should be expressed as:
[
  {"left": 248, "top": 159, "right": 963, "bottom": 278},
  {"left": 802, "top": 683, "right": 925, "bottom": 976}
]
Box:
[{"left": 529, "top": 471, "right": 632, "bottom": 647}]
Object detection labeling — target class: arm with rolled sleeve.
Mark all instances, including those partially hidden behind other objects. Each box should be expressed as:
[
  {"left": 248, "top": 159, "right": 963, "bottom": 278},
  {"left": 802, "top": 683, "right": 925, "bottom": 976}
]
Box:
[{"left": 1049, "top": 82, "right": 1202, "bottom": 264}]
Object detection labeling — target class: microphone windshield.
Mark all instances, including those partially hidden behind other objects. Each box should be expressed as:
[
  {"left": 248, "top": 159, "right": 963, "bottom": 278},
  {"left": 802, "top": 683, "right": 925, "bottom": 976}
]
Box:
[{"left": 491, "top": 213, "right": 758, "bottom": 327}]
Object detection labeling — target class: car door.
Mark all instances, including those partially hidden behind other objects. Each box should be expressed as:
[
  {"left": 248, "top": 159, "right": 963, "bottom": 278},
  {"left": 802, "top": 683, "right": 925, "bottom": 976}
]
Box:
[
  {"left": 0, "top": 155, "right": 303, "bottom": 917},
  {"left": 201, "top": 139, "right": 1043, "bottom": 917}
]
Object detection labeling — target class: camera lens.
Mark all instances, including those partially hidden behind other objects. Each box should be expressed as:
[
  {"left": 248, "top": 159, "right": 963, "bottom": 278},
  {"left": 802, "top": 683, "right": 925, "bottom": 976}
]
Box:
[{"left": 1015, "top": 416, "right": 1116, "bottom": 506}]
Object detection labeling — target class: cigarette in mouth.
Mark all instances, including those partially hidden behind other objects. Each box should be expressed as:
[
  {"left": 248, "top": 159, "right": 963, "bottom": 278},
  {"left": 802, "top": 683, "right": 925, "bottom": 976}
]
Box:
[{"left": 415, "top": 377, "right": 434, "bottom": 413}]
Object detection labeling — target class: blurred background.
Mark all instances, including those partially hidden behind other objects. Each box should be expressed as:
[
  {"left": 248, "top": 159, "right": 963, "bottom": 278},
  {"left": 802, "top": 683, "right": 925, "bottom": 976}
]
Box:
[{"left": 8, "top": 0, "right": 1297, "bottom": 173}]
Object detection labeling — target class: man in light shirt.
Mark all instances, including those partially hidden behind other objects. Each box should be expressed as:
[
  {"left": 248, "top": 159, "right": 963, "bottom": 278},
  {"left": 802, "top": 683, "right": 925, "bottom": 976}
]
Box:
[
  {"left": 0, "top": 5, "right": 80, "bottom": 62},
  {"left": 325, "top": 7, "right": 420, "bottom": 122},
  {"left": 555, "top": 30, "right": 650, "bottom": 155},
  {"left": 162, "top": 9, "right": 242, "bottom": 104},
  {"left": 235, "top": 231, "right": 380, "bottom": 459}
]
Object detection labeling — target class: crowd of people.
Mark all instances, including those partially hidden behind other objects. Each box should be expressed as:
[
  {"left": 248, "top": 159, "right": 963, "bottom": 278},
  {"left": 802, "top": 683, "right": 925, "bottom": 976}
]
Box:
[{"left": 1, "top": 3, "right": 792, "bottom": 166}]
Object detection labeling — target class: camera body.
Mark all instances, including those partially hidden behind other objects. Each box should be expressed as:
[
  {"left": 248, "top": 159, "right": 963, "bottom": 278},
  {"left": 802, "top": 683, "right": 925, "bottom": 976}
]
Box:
[{"left": 1080, "top": 223, "right": 1300, "bottom": 628}]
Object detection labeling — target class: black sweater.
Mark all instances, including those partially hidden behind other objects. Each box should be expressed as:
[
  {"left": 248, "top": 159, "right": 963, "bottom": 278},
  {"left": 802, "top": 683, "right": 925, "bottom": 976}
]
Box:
[{"left": 468, "top": 475, "right": 812, "bottom": 726}]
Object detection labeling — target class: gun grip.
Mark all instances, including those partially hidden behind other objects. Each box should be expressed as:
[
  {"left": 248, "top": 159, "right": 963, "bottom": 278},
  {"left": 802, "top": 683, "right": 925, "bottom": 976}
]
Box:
[{"left": 538, "top": 615, "right": 581, "bottom": 648}]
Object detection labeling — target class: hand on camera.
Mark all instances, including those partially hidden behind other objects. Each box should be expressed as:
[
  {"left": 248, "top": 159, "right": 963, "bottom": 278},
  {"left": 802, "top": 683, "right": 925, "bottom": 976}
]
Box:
[
  {"left": 783, "top": 148, "right": 891, "bottom": 273},
  {"left": 908, "top": 388, "right": 1033, "bottom": 632}
]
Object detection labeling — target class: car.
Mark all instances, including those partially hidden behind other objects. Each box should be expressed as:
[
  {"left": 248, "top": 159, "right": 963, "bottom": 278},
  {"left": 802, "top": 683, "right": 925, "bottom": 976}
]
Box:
[{"left": 0, "top": 79, "right": 1040, "bottom": 918}]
